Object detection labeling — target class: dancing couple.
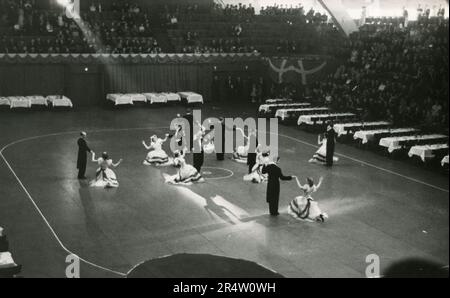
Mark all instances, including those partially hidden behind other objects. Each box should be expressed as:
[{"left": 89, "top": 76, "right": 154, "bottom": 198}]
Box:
[{"left": 76, "top": 131, "right": 123, "bottom": 188}]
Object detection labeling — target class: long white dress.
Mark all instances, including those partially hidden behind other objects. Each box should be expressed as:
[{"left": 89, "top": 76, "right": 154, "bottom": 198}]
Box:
[
  {"left": 164, "top": 156, "right": 204, "bottom": 185},
  {"left": 309, "top": 139, "right": 339, "bottom": 164},
  {"left": 288, "top": 185, "right": 328, "bottom": 222},
  {"left": 90, "top": 158, "right": 119, "bottom": 188},
  {"left": 144, "top": 138, "right": 171, "bottom": 166},
  {"left": 243, "top": 154, "right": 269, "bottom": 183}
]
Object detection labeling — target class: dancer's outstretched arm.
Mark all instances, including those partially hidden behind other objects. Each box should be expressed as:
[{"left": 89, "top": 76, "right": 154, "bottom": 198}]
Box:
[
  {"left": 294, "top": 177, "right": 306, "bottom": 190},
  {"left": 316, "top": 177, "right": 324, "bottom": 189},
  {"left": 161, "top": 134, "right": 170, "bottom": 143},
  {"left": 91, "top": 152, "right": 99, "bottom": 162},
  {"left": 142, "top": 140, "right": 151, "bottom": 150},
  {"left": 112, "top": 159, "right": 123, "bottom": 167}
]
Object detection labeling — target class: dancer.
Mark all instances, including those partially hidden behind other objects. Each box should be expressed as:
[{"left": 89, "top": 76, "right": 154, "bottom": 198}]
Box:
[
  {"left": 192, "top": 121, "right": 205, "bottom": 173},
  {"left": 243, "top": 146, "right": 269, "bottom": 183},
  {"left": 77, "top": 131, "right": 93, "bottom": 179},
  {"left": 288, "top": 177, "right": 328, "bottom": 222},
  {"left": 216, "top": 117, "right": 226, "bottom": 161},
  {"left": 309, "top": 134, "right": 339, "bottom": 165},
  {"left": 262, "top": 156, "right": 294, "bottom": 216},
  {"left": 232, "top": 128, "right": 256, "bottom": 163},
  {"left": 142, "top": 134, "right": 172, "bottom": 166},
  {"left": 164, "top": 149, "right": 204, "bottom": 185},
  {"left": 90, "top": 152, "right": 122, "bottom": 188},
  {"left": 326, "top": 122, "right": 337, "bottom": 167}
]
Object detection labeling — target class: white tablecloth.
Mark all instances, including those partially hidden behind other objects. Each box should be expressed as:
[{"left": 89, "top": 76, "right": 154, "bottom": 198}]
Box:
[
  {"left": 408, "top": 144, "right": 449, "bottom": 162},
  {"left": 297, "top": 113, "right": 356, "bottom": 126},
  {"left": 0, "top": 252, "right": 17, "bottom": 269},
  {"left": 275, "top": 107, "right": 329, "bottom": 121},
  {"left": 128, "top": 93, "right": 147, "bottom": 103},
  {"left": 161, "top": 93, "right": 181, "bottom": 102},
  {"left": 259, "top": 103, "right": 310, "bottom": 113},
  {"left": 380, "top": 134, "right": 449, "bottom": 153},
  {"left": 334, "top": 121, "right": 391, "bottom": 137},
  {"left": 46, "top": 96, "right": 74, "bottom": 108},
  {"left": 27, "top": 95, "right": 47, "bottom": 106},
  {"left": 442, "top": 155, "right": 449, "bottom": 167},
  {"left": 178, "top": 92, "right": 204, "bottom": 104},
  {"left": 266, "top": 98, "right": 292, "bottom": 104},
  {"left": 9, "top": 97, "right": 32, "bottom": 109},
  {"left": 354, "top": 128, "right": 419, "bottom": 144},
  {"left": 144, "top": 93, "right": 168, "bottom": 104},
  {"left": 107, "top": 94, "right": 134, "bottom": 105},
  {"left": 0, "top": 97, "right": 10, "bottom": 106}
]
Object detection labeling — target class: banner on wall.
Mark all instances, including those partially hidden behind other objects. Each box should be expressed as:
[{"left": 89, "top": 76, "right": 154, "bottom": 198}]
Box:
[{"left": 265, "top": 57, "right": 336, "bottom": 85}]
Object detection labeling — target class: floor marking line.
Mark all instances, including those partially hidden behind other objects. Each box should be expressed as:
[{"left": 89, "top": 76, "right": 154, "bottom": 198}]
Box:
[
  {"left": 0, "top": 126, "right": 168, "bottom": 277},
  {"left": 0, "top": 151, "right": 127, "bottom": 277},
  {"left": 1, "top": 126, "right": 448, "bottom": 278},
  {"left": 276, "top": 133, "right": 449, "bottom": 194}
]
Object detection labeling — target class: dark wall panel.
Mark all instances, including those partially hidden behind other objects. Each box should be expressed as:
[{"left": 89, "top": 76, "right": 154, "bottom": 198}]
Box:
[{"left": 0, "top": 65, "right": 65, "bottom": 97}]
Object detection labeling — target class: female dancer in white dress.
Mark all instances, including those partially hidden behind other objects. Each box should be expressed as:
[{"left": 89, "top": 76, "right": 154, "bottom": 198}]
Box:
[
  {"left": 309, "top": 134, "right": 339, "bottom": 164},
  {"left": 232, "top": 128, "right": 256, "bottom": 163},
  {"left": 164, "top": 149, "right": 205, "bottom": 185},
  {"left": 288, "top": 176, "right": 328, "bottom": 222},
  {"left": 243, "top": 146, "right": 269, "bottom": 183},
  {"left": 90, "top": 152, "right": 123, "bottom": 188},
  {"left": 142, "top": 134, "right": 172, "bottom": 166}
]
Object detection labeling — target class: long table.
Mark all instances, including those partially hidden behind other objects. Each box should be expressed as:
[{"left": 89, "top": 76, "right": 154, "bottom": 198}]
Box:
[
  {"left": 107, "top": 93, "right": 134, "bottom": 105},
  {"left": 0, "top": 97, "right": 10, "bottom": 107},
  {"left": 265, "top": 98, "right": 292, "bottom": 104},
  {"left": 353, "top": 128, "right": 419, "bottom": 144},
  {"left": 258, "top": 103, "right": 310, "bottom": 115},
  {"left": 379, "top": 134, "right": 449, "bottom": 153},
  {"left": 408, "top": 144, "right": 449, "bottom": 162},
  {"left": 161, "top": 92, "right": 181, "bottom": 102},
  {"left": 442, "top": 155, "right": 449, "bottom": 167},
  {"left": 334, "top": 121, "right": 391, "bottom": 137},
  {"left": 9, "top": 97, "right": 32, "bottom": 109},
  {"left": 27, "top": 95, "right": 48, "bottom": 106},
  {"left": 144, "top": 93, "right": 168, "bottom": 104},
  {"left": 46, "top": 95, "right": 74, "bottom": 108},
  {"left": 275, "top": 107, "right": 329, "bottom": 121},
  {"left": 178, "top": 92, "right": 204, "bottom": 104},
  {"left": 297, "top": 113, "right": 356, "bottom": 126}
]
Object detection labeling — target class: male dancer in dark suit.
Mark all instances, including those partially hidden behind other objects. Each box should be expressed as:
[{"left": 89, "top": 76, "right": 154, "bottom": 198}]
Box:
[
  {"left": 77, "top": 132, "right": 93, "bottom": 179},
  {"left": 325, "top": 121, "right": 337, "bottom": 167},
  {"left": 262, "top": 156, "right": 293, "bottom": 216},
  {"left": 216, "top": 117, "right": 226, "bottom": 161}
]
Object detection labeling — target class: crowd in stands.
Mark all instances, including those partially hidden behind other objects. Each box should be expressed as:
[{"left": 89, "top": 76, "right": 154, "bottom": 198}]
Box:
[
  {"left": 0, "top": 0, "right": 161, "bottom": 54},
  {"left": 310, "top": 15, "right": 449, "bottom": 132}
]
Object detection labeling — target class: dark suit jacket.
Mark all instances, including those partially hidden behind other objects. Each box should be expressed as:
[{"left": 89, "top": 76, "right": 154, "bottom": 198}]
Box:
[
  {"left": 262, "top": 164, "right": 292, "bottom": 203},
  {"left": 77, "top": 138, "right": 91, "bottom": 169}
]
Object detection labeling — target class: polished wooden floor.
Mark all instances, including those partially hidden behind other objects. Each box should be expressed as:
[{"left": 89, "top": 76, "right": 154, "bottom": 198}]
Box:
[{"left": 0, "top": 103, "right": 448, "bottom": 278}]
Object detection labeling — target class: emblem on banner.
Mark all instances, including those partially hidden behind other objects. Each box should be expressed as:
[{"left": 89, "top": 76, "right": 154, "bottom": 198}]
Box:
[{"left": 268, "top": 58, "right": 327, "bottom": 84}]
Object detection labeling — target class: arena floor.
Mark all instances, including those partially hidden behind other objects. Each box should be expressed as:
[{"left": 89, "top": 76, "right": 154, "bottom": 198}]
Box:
[{"left": 0, "top": 103, "right": 448, "bottom": 278}]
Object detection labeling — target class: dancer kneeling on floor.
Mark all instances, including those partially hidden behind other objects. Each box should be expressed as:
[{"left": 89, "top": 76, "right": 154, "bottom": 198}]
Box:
[
  {"left": 288, "top": 176, "right": 328, "bottom": 222},
  {"left": 142, "top": 134, "right": 172, "bottom": 166},
  {"left": 90, "top": 152, "right": 123, "bottom": 188},
  {"left": 164, "top": 149, "right": 205, "bottom": 185},
  {"left": 243, "top": 145, "right": 269, "bottom": 183},
  {"left": 309, "top": 134, "right": 339, "bottom": 165}
]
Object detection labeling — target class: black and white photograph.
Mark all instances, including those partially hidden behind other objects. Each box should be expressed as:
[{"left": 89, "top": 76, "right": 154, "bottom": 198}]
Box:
[{"left": 0, "top": 0, "right": 448, "bottom": 286}]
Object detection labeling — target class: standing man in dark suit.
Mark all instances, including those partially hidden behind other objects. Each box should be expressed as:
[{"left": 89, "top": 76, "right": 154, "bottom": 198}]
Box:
[
  {"left": 262, "top": 156, "right": 294, "bottom": 216},
  {"left": 216, "top": 117, "right": 226, "bottom": 161},
  {"left": 325, "top": 121, "right": 337, "bottom": 167},
  {"left": 77, "top": 132, "right": 93, "bottom": 179}
]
